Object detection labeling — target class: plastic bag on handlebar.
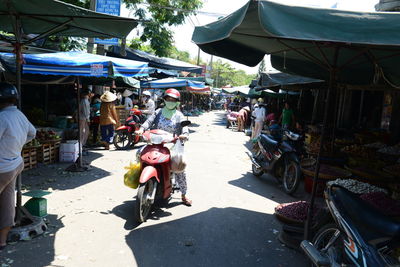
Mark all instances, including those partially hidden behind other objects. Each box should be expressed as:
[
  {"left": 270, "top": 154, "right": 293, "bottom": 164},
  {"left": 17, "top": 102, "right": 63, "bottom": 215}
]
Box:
[
  {"left": 123, "top": 161, "right": 141, "bottom": 189},
  {"left": 171, "top": 140, "right": 186, "bottom": 173}
]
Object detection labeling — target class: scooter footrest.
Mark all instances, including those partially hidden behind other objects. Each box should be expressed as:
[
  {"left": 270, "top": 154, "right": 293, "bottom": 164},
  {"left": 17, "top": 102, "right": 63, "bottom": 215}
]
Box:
[{"left": 300, "top": 240, "right": 330, "bottom": 266}]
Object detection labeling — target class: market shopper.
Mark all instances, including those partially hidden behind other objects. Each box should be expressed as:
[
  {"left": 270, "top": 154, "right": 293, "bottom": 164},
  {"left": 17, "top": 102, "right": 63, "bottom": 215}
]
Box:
[
  {"left": 135, "top": 88, "right": 192, "bottom": 206},
  {"left": 279, "top": 102, "right": 295, "bottom": 130},
  {"left": 141, "top": 90, "right": 155, "bottom": 117},
  {"left": 79, "top": 90, "right": 91, "bottom": 147},
  {"left": 0, "top": 83, "right": 36, "bottom": 251},
  {"left": 237, "top": 106, "right": 250, "bottom": 132},
  {"left": 122, "top": 89, "right": 134, "bottom": 111},
  {"left": 99, "top": 91, "right": 120, "bottom": 150},
  {"left": 251, "top": 98, "right": 266, "bottom": 140},
  {"left": 90, "top": 94, "right": 101, "bottom": 144}
]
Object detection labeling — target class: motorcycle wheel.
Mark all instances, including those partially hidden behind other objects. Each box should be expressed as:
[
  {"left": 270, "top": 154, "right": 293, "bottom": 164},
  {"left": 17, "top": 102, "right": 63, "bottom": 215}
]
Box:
[
  {"left": 312, "top": 223, "right": 342, "bottom": 265},
  {"left": 135, "top": 178, "right": 157, "bottom": 223},
  {"left": 282, "top": 160, "right": 301, "bottom": 195},
  {"left": 251, "top": 151, "right": 264, "bottom": 177},
  {"left": 113, "top": 129, "right": 132, "bottom": 150}
]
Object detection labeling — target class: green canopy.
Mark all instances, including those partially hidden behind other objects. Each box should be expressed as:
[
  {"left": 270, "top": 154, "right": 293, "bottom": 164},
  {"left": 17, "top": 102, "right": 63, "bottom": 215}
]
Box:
[
  {"left": 192, "top": 0, "right": 400, "bottom": 86},
  {"left": 222, "top": 86, "right": 250, "bottom": 96},
  {"left": 0, "top": 0, "right": 138, "bottom": 40}
]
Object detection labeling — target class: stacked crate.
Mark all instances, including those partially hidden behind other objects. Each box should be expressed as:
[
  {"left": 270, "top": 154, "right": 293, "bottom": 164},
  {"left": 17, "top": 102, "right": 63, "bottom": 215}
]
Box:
[
  {"left": 37, "top": 141, "right": 60, "bottom": 164},
  {"left": 22, "top": 147, "right": 37, "bottom": 171},
  {"left": 116, "top": 106, "right": 128, "bottom": 125}
]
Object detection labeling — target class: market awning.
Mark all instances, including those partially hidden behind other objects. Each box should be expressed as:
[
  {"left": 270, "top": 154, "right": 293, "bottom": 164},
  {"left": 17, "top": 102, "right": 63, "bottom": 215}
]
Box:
[
  {"left": 141, "top": 77, "right": 206, "bottom": 90},
  {"left": 0, "top": 52, "right": 149, "bottom": 78},
  {"left": 108, "top": 46, "right": 203, "bottom": 74},
  {"left": 0, "top": 0, "right": 138, "bottom": 40},
  {"left": 192, "top": 0, "right": 400, "bottom": 86},
  {"left": 256, "top": 72, "right": 324, "bottom": 91},
  {"left": 222, "top": 86, "right": 251, "bottom": 96},
  {"left": 177, "top": 76, "right": 214, "bottom": 86}
]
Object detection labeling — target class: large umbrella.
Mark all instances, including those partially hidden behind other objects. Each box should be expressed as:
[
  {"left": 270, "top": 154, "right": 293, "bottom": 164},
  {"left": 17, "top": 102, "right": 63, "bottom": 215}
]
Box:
[
  {"left": 0, "top": 0, "right": 139, "bottom": 224},
  {"left": 192, "top": 0, "right": 400, "bottom": 240}
]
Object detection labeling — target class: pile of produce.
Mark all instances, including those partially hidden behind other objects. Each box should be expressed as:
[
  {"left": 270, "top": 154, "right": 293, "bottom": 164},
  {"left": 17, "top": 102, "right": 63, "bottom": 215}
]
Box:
[
  {"left": 24, "top": 138, "right": 41, "bottom": 148},
  {"left": 377, "top": 146, "right": 400, "bottom": 156},
  {"left": 275, "top": 201, "right": 321, "bottom": 223},
  {"left": 327, "top": 179, "right": 387, "bottom": 194},
  {"left": 36, "top": 130, "right": 61, "bottom": 142},
  {"left": 360, "top": 192, "right": 400, "bottom": 217},
  {"left": 364, "top": 142, "right": 387, "bottom": 149},
  {"left": 341, "top": 144, "right": 375, "bottom": 159}
]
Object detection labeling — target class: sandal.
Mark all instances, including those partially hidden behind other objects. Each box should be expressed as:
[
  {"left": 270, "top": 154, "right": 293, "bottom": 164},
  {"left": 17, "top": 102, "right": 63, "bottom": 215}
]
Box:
[{"left": 182, "top": 197, "right": 192, "bottom": 206}]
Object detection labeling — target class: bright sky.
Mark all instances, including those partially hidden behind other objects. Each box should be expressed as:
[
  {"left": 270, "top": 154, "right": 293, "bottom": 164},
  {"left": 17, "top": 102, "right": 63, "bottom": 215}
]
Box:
[{"left": 172, "top": 0, "right": 379, "bottom": 74}]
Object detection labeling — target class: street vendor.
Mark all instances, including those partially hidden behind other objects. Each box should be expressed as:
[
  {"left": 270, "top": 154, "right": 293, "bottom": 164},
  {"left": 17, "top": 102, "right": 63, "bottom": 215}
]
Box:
[
  {"left": 135, "top": 88, "right": 192, "bottom": 206},
  {"left": 141, "top": 90, "right": 155, "bottom": 117},
  {"left": 79, "top": 90, "right": 91, "bottom": 148},
  {"left": 279, "top": 102, "right": 295, "bottom": 130},
  {"left": 0, "top": 83, "right": 36, "bottom": 251}
]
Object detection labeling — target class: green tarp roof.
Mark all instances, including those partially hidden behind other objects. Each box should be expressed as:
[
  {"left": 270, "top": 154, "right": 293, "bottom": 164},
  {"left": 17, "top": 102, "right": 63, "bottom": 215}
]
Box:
[
  {"left": 0, "top": 0, "right": 138, "bottom": 39},
  {"left": 192, "top": 0, "right": 400, "bottom": 86}
]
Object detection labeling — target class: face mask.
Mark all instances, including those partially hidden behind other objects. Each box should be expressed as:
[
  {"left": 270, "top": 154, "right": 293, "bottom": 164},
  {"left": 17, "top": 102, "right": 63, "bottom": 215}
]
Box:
[{"left": 165, "top": 101, "right": 179, "bottom": 110}]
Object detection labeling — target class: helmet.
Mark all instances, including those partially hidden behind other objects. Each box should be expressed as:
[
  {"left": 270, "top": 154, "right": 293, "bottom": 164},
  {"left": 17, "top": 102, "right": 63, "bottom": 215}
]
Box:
[
  {"left": 164, "top": 88, "right": 180, "bottom": 100},
  {"left": 0, "top": 82, "right": 18, "bottom": 99},
  {"left": 142, "top": 91, "right": 152, "bottom": 97}
]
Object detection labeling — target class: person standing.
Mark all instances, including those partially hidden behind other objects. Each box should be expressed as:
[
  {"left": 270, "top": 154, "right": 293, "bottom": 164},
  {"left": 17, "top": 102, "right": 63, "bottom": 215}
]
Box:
[
  {"left": 99, "top": 91, "right": 120, "bottom": 150},
  {"left": 79, "top": 90, "right": 90, "bottom": 147},
  {"left": 280, "top": 102, "right": 295, "bottom": 130},
  {"left": 90, "top": 94, "right": 101, "bottom": 144},
  {"left": 141, "top": 90, "right": 155, "bottom": 117},
  {"left": 251, "top": 98, "right": 266, "bottom": 140},
  {"left": 0, "top": 83, "right": 36, "bottom": 251},
  {"left": 122, "top": 89, "right": 133, "bottom": 111}
]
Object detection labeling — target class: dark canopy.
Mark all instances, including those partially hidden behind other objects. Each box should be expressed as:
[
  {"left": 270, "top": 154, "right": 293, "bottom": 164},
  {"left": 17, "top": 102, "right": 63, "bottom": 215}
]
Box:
[
  {"left": 192, "top": 0, "right": 400, "bottom": 86},
  {"left": 256, "top": 72, "right": 324, "bottom": 90},
  {"left": 107, "top": 46, "right": 203, "bottom": 74}
]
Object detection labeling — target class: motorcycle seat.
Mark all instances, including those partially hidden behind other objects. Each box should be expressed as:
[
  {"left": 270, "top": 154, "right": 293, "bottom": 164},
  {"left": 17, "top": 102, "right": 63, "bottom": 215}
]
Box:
[
  {"left": 259, "top": 134, "right": 279, "bottom": 151},
  {"left": 330, "top": 185, "right": 400, "bottom": 242}
]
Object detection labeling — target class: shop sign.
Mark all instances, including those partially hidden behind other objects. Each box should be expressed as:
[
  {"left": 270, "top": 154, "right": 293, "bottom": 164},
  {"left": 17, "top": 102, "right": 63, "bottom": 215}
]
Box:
[
  {"left": 94, "top": 0, "right": 121, "bottom": 45},
  {"left": 90, "top": 64, "right": 104, "bottom": 76}
]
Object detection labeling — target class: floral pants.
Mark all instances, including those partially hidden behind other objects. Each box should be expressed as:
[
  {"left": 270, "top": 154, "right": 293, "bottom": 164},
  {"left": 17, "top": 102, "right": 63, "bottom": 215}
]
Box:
[{"left": 175, "top": 172, "right": 187, "bottom": 195}]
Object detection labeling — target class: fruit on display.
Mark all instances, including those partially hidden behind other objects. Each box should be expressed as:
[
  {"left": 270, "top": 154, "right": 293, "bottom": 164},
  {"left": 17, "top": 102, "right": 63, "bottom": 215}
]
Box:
[
  {"left": 24, "top": 138, "right": 41, "bottom": 148},
  {"left": 341, "top": 144, "right": 373, "bottom": 158},
  {"left": 36, "top": 130, "right": 61, "bottom": 141},
  {"left": 360, "top": 192, "right": 400, "bottom": 217},
  {"left": 378, "top": 146, "right": 400, "bottom": 156},
  {"left": 327, "top": 179, "right": 388, "bottom": 194},
  {"left": 275, "top": 201, "right": 321, "bottom": 222}
]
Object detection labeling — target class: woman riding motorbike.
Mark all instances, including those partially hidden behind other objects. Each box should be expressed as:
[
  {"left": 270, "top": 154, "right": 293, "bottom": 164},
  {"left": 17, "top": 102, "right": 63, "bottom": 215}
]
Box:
[{"left": 135, "top": 88, "right": 192, "bottom": 206}]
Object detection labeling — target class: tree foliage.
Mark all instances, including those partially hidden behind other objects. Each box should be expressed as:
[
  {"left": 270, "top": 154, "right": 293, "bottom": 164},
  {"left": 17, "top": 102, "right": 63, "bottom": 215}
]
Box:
[
  {"left": 60, "top": 0, "right": 202, "bottom": 56},
  {"left": 210, "top": 59, "right": 256, "bottom": 88}
]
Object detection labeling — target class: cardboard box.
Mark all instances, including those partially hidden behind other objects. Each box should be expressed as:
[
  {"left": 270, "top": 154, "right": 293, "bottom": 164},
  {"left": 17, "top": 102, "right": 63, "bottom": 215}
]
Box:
[
  {"left": 60, "top": 141, "right": 79, "bottom": 153},
  {"left": 59, "top": 151, "right": 78, "bottom": 163}
]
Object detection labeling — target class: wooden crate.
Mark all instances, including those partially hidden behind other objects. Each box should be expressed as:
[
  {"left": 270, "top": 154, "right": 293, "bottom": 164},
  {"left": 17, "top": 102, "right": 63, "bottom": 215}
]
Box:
[
  {"left": 37, "top": 142, "right": 60, "bottom": 164},
  {"left": 22, "top": 147, "right": 37, "bottom": 171},
  {"left": 116, "top": 106, "right": 128, "bottom": 125}
]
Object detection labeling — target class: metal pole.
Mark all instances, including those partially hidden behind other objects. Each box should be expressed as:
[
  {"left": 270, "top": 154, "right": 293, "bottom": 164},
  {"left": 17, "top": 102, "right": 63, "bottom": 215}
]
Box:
[
  {"left": 87, "top": 0, "right": 96, "bottom": 53},
  {"left": 197, "top": 47, "right": 200, "bottom": 66},
  {"left": 77, "top": 78, "right": 83, "bottom": 168},
  {"left": 311, "top": 89, "right": 320, "bottom": 124},
  {"left": 358, "top": 90, "right": 365, "bottom": 125},
  {"left": 304, "top": 47, "right": 339, "bottom": 240}
]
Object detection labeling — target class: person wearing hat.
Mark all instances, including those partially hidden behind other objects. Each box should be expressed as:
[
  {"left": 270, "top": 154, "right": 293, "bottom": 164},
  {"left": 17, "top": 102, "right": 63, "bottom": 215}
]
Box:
[
  {"left": 99, "top": 91, "right": 120, "bottom": 150},
  {"left": 141, "top": 90, "right": 155, "bottom": 117},
  {"left": 122, "top": 89, "right": 134, "bottom": 111},
  {"left": 0, "top": 83, "right": 36, "bottom": 251},
  {"left": 251, "top": 98, "right": 266, "bottom": 140},
  {"left": 135, "top": 88, "right": 192, "bottom": 206}
]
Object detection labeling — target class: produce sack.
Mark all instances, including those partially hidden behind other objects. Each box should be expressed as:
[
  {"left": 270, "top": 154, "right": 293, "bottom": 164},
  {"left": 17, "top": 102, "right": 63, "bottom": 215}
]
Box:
[
  {"left": 170, "top": 140, "right": 186, "bottom": 173},
  {"left": 123, "top": 161, "right": 141, "bottom": 189}
]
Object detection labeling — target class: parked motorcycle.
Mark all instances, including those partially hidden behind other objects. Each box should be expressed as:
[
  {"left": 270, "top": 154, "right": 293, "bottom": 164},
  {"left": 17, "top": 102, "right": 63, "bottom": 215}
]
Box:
[
  {"left": 113, "top": 109, "right": 146, "bottom": 150},
  {"left": 250, "top": 129, "right": 302, "bottom": 195},
  {"left": 301, "top": 184, "right": 400, "bottom": 266},
  {"left": 135, "top": 121, "right": 191, "bottom": 223}
]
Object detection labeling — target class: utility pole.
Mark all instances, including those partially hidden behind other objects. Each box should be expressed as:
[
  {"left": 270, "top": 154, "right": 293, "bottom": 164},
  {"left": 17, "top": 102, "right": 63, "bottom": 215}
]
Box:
[
  {"left": 196, "top": 47, "right": 200, "bottom": 65},
  {"left": 87, "top": 0, "right": 96, "bottom": 53}
]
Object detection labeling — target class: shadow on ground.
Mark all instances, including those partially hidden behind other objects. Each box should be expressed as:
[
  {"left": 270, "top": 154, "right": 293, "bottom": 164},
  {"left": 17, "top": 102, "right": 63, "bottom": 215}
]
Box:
[
  {"left": 22, "top": 151, "right": 111, "bottom": 191},
  {"left": 124, "top": 207, "right": 307, "bottom": 267},
  {"left": 0, "top": 214, "right": 64, "bottom": 267}
]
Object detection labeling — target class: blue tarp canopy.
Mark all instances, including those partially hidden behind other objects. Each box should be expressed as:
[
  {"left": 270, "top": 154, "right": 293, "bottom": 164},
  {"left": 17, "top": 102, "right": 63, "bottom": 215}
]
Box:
[
  {"left": 141, "top": 77, "right": 206, "bottom": 89},
  {"left": 0, "top": 51, "right": 149, "bottom": 78},
  {"left": 108, "top": 46, "right": 203, "bottom": 75}
]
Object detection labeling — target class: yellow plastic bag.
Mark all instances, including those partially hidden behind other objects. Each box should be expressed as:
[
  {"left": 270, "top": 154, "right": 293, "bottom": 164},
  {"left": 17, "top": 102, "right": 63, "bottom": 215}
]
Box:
[{"left": 123, "top": 161, "right": 141, "bottom": 189}]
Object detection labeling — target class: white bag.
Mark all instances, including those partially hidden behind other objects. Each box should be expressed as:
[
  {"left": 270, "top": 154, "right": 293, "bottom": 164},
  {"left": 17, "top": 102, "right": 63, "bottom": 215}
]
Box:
[{"left": 170, "top": 140, "right": 186, "bottom": 173}]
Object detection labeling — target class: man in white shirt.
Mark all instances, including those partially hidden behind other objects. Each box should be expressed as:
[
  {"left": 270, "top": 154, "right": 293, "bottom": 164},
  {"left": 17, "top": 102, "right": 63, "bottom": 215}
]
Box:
[
  {"left": 79, "top": 91, "right": 90, "bottom": 146},
  {"left": 0, "top": 83, "right": 36, "bottom": 251},
  {"left": 141, "top": 90, "right": 155, "bottom": 117},
  {"left": 122, "top": 89, "right": 133, "bottom": 111},
  {"left": 251, "top": 98, "right": 266, "bottom": 140}
]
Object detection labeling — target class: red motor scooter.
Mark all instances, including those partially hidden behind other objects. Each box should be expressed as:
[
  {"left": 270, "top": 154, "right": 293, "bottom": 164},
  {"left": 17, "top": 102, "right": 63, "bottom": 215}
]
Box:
[
  {"left": 135, "top": 121, "right": 190, "bottom": 223},
  {"left": 114, "top": 108, "right": 146, "bottom": 150}
]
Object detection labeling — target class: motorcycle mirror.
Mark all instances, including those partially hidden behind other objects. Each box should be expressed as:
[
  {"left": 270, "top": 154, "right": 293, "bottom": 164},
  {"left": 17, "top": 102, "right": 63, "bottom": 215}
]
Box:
[{"left": 180, "top": 120, "right": 191, "bottom": 128}]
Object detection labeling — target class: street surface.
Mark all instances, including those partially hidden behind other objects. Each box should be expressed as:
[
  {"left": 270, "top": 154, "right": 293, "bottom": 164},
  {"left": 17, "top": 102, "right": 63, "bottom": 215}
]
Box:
[{"left": 1, "top": 111, "right": 308, "bottom": 267}]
